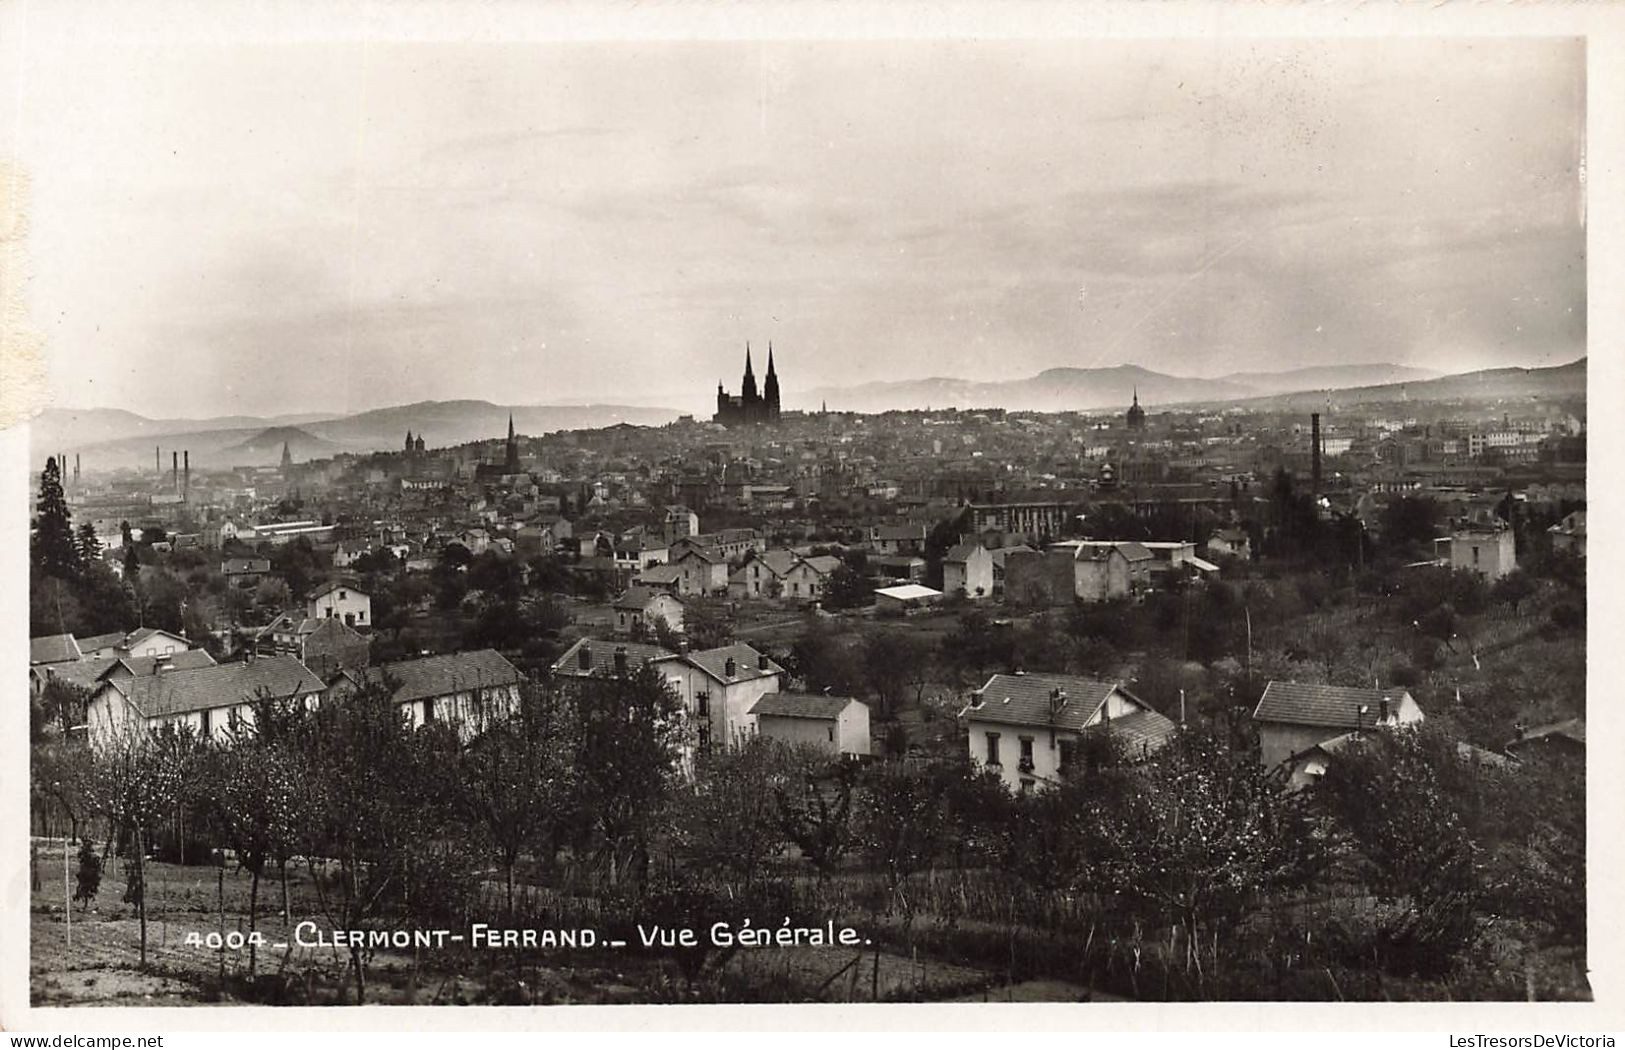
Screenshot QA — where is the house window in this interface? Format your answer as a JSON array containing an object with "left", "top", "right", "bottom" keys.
[
  {"left": 698, "top": 726, "right": 712, "bottom": 752},
  {"left": 345, "top": 612, "right": 355, "bottom": 626},
  {"left": 1019, "top": 779, "right": 1034, "bottom": 795},
  {"left": 200, "top": 709, "right": 212, "bottom": 736},
  {"left": 424, "top": 698, "right": 436, "bottom": 723},
  {"left": 696, "top": 690, "right": 710, "bottom": 717},
  {"left": 985, "top": 732, "right": 1001, "bottom": 766},
  {"left": 827, "top": 726, "right": 835, "bottom": 743},
  {"left": 1472, "top": 546, "right": 1480, "bottom": 565},
  {"left": 339, "top": 590, "right": 347, "bottom": 599},
  {"left": 1019, "top": 736, "right": 1035, "bottom": 772}
]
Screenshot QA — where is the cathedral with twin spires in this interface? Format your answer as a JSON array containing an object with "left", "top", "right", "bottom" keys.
[{"left": 713, "top": 342, "right": 783, "bottom": 427}]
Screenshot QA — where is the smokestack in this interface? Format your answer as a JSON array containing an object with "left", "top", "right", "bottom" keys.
[
  {"left": 172, "top": 450, "right": 179, "bottom": 489},
  {"left": 184, "top": 450, "right": 190, "bottom": 500},
  {"left": 1310, "top": 413, "right": 1322, "bottom": 495},
  {"left": 74, "top": 454, "right": 80, "bottom": 484},
  {"left": 156, "top": 445, "right": 161, "bottom": 476}
]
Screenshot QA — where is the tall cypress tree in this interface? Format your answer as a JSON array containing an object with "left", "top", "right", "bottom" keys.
[{"left": 32, "top": 457, "right": 81, "bottom": 579}]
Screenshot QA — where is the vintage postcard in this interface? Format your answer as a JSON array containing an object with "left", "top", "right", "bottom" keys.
[{"left": 1, "top": 0, "right": 1621, "bottom": 1035}]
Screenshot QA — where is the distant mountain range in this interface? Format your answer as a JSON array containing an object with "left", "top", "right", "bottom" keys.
[
  {"left": 31, "top": 401, "right": 683, "bottom": 471},
  {"left": 32, "top": 358, "right": 1585, "bottom": 473},
  {"left": 1210, "top": 358, "right": 1588, "bottom": 411},
  {"left": 796, "top": 362, "right": 1444, "bottom": 414}
]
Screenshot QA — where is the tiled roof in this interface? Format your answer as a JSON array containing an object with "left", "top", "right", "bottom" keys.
[
  {"left": 552, "top": 638, "right": 677, "bottom": 677},
  {"left": 636, "top": 564, "right": 685, "bottom": 585},
  {"left": 43, "top": 658, "right": 119, "bottom": 691},
  {"left": 968, "top": 672, "right": 1120, "bottom": 732},
  {"left": 751, "top": 692, "right": 859, "bottom": 720},
  {"left": 685, "top": 643, "right": 784, "bottom": 686},
  {"left": 222, "top": 558, "right": 271, "bottom": 574},
  {"left": 75, "top": 632, "right": 128, "bottom": 654},
  {"left": 113, "top": 650, "right": 218, "bottom": 677},
  {"left": 30, "top": 634, "right": 83, "bottom": 664},
  {"left": 1253, "top": 681, "right": 1412, "bottom": 730},
  {"left": 124, "top": 627, "right": 188, "bottom": 648},
  {"left": 112, "top": 655, "right": 324, "bottom": 718},
  {"left": 1115, "top": 541, "right": 1154, "bottom": 562},
  {"left": 799, "top": 555, "right": 842, "bottom": 576},
  {"left": 1095, "top": 708, "right": 1178, "bottom": 756},
  {"left": 945, "top": 543, "right": 985, "bottom": 562},
  {"left": 754, "top": 550, "right": 800, "bottom": 576},
  {"left": 308, "top": 580, "right": 366, "bottom": 599},
  {"left": 614, "top": 585, "right": 680, "bottom": 610},
  {"left": 360, "top": 649, "right": 522, "bottom": 704}
]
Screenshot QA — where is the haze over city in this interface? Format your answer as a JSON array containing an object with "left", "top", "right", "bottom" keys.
[{"left": 11, "top": 34, "right": 1584, "bottom": 419}]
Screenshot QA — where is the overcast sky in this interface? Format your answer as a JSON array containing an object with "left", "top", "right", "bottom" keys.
[{"left": 11, "top": 35, "right": 1585, "bottom": 418}]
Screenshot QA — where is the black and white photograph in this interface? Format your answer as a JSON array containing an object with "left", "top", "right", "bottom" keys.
[{"left": 3, "top": 2, "right": 1614, "bottom": 1028}]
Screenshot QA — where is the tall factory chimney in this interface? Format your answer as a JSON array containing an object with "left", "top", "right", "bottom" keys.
[
  {"left": 183, "top": 450, "right": 190, "bottom": 500},
  {"left": 172, "top": 450, "right": 179, "bottom": 490},
  {"left": 156, "top": 446, "right": 161, "bottom": 476},
  {"left": 1310, "top": 412, "right": 1323, "bottom": 496},
  {"left": 74, "top": 454, "right": 80, "bottom": 485}
]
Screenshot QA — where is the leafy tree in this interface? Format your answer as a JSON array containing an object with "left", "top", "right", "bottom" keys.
[
  {"left": 823, "top": 563, "right": 871, "bottom": 610},
  {"left": 790, "top": 623, "right": 866, "bottom": 697},
  {"left": 32, "top": 457, "right": 81, "bottom": 579},
  {"left": 668, "top": 737, "right": 789, "bottom": 895},
  {"left": 683, "top": 598, "right": 735, "bottom": 651},
  {"left": 855, "top": 760, "right": 951, "bottom": 895},
  {"left": 1490, "top": 570, "right": 1537, "bottom": 613},
  {"left": 456, "top": 685, "right": 575, "bottom": 911},
  {"left": 562, "top": 664, "right": 688, "bottom": 886},
  {"left": 301, "top": 674, "right": 450, "bottom": 1002},
  {"left": 1379, "top": 497, "right": 1443, "bottom": 554},
  {"left": 862, "top": 629, "right": 930, "bottom": 718},
  {"left": 772, "top": 748, "right": 859, "bottom": 883},
  {"left": 1313, "top": 726, "right": 1485, "bottom": 973},
  {"left": 1088, "top": 731, "right": 1324, "bottom": 956}
]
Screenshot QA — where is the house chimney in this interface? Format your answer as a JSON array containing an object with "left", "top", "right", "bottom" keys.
[
  {"left": 614, "top": 646, "right": 628, "bottom": 676},
  {"left": 1311, "top": 413, "right": 1322, "bottom": 496},
  {"left": 757, "top": 651, "right": 769, "bottom": 670},
  {"left": 578, "top": 643, "right": 592, "bottom": 671},
  {"left": 724, "top": 656, "right": 737, "bottom": 678}
]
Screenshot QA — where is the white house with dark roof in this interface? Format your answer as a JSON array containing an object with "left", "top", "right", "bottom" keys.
[
  {"left": 751, "top": 692, "right": 870, "bottom": 756},
  {"left": 664, "top": 643, "right": 786, "bottom": 752},
  {"left": 613, "top": 585, "right": 686, "bottom": 635},
  {"left": 964, "top": 671, "right": 1177, "bottom": 792},
  {"left": 1252, "top": 681, "right": 1424, "bottom": 772},
  {"left": 333, "top": 648, "right": 522, "bottom": 735},
  {"left": 85, "top": 654, "right": 325, "bottom": 747},
  {"left": 118, "top": 627, "right": 194, "bottom": 658},
  {"left": 549, "top": 637, "right": 785, "bottom": 755},
  {"left": 942, "top": 543, "right": 995, "bottom": 599},
  {"left": 306, "top": 581, "right": 371, "bottom": 628}
]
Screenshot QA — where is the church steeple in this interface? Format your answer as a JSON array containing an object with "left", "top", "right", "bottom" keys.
[
  {"left": 763, "top": 342, "right": 781, "bottom": 423},
  {"left": 742, "top": 341, "right": 759, "bottom": 402},
  {"left": 504, "top": 413, "right": 519, "bottom": 471}
]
